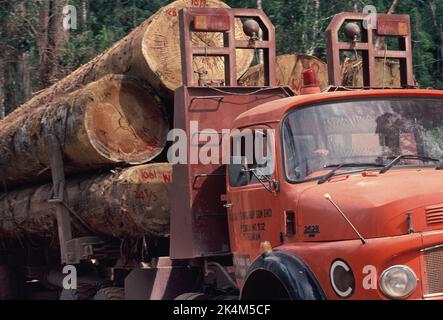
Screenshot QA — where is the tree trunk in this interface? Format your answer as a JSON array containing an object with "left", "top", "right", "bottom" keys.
[
  {"left": 387, "top": 0, "right": 400, "bottom": 14},
  {"left": 0, "top": 163, "right": 172, "bottom": 239},
  {"left": 239, "top": 54, "right": 329, "bottom": 94},
  {"left": 429, "top": 0, "right": 443, "bottom": 79},
  {"left": 18, "top": 52, "right": 31, "bottom": 103},
  {"left": 47, "top": 0, "right": 68, "bottom": 83},
  {"left": 0, "top": 74, "right": 168, "bottom": 187},
  {"left": 82, "top": 0, "right": 88, "bottom": 27},
  {"left": 308, "top": 0, "right": 321, "bottom": 56},
  {"left": 37, "top": 0, "right": 51, "bottom": 88}
]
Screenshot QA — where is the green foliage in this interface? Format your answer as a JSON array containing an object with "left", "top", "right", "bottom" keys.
[{"left": 61, "top": 0, "right": 170, "bottom": 69}]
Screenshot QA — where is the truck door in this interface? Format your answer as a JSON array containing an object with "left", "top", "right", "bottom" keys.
[{"left": 225, "top": 125, "right": 282, "bottom": 283}]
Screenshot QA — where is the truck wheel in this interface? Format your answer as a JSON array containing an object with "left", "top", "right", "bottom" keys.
[
  {"left": 60, "top": 286, "right": 96, "bottom": 300},
  {"left": 93, "top": 287, "right": 125, "bottom": 300},
  {"left": 60, "top": 281, "right": 104, "bottom": 300},
  {"left": 174, "top": 292, "right": 206, "bottom": 300}
]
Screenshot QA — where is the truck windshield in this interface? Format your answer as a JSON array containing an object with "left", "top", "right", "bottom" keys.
[{"left": 282, "top": 98, "right": 443, "bottom": 182}]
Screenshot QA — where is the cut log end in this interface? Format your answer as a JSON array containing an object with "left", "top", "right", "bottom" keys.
[
  {"left": 84, "top": 78, "right": 168, "bottom": 165},
  {"left": 142, "top": 0, "right": 253, "bottom": 93}
]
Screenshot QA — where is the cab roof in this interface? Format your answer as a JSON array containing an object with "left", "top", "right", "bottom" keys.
[{"left": 233, "top": 89, "right": 443, "bottom": 129}]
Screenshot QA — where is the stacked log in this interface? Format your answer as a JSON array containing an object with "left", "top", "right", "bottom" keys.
[
  {"left": 0, "top": 75, "right": 168, "bottom": 187},
  {"left": 0, "top": 163, "right": 172, "bottom": 239},
  {"left": 0, "top": 0, "right": 253, "bottom": 186},
  {"left": 0, "top": 0, "right": 254, "bottom": 240},
  {"left": 239, "top": 54, "right": 329, "bottom": 93},
  {"left": 1, "top": 0, "right": 252, "bottom": 139},
  {"left": 341, "top": 57, "right": 402, "bottom": 87}
]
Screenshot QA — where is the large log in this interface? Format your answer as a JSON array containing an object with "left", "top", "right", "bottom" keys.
[
  {"left": 239, "top": 54, "right": 329, "bottom": 93},
  {"left": 0, "top": 74, "right": 168, "bottom": 186},
  {"left": 0, "top": 163, "right": 172, "bottom": 239},
  {"left": 139, "top": 0, "right": 253, "bottom": 96},
  {"left": 1, "top": 0, "right": 252, "bottom": 141}
]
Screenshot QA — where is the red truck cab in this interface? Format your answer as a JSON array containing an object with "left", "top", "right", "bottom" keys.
[{"left": 228, "top": 89, "right": 443, "bottom": 300}]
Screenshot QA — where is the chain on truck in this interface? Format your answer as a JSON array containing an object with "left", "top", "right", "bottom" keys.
[{"left": 2, "top": 7, "right": 443, "bottom": 300}]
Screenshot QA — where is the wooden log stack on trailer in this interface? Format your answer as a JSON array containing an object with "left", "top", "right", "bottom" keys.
[{"left": 0, "top": 0, "right": 253, "bottom": 241}]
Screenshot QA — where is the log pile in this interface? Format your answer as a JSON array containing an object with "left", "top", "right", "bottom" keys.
[
  {"left": 0, "top": 75, "right": 168, "bottom": 187},
  {"left": 0, "top": 0, "right": 253, "bottom": 240}
]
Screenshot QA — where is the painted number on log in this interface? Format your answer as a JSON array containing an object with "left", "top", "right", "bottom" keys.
[
  {"left": 165, "top": 0, "right": 207, "bottom": 16},
  {"left": 166, "top": 8, "right": 178, "bottom": 16},
  {"left": 192, "top": 0, "right": 207, "bottom": 7},
  {"left": 139, "top": 170, "right": 172, "bottom": 184},
  {"left": 134, "top": 189, "right": 158, "bottom": 204}
]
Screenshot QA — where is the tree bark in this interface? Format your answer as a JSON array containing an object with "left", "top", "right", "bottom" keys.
[
  {"left": 37, "top": 0, "right": 51, "bottom": 88},
  {"left": 239, "top": 54, "right": 329, "bottom": 94},
  {"left": 82, "top": 0, "right": 88, "bottom": 27},
  {"left": 47, "top": 0, "right": 68, "bottom": 83},
  {"left": 0, "top": 163, "right": 172, "bottom": 239},
  {"left": 18, "top": 52, "right": 32, "bottom": 103},
  {"left": 0, "top": 74, "right": 168, "bottom": 187}
]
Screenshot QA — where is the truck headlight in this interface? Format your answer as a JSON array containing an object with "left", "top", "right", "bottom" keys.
[{"left": 379, "top": 265, "right": 417, "bottom": 299}]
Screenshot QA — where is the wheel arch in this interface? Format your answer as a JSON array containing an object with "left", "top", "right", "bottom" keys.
[{"left": 240, "top": 251, "right": 326, "bottom": 300}]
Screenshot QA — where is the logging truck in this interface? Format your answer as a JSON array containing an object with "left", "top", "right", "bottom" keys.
[{"left": 1, "top": 6, "right": 443, "bottom": 301}]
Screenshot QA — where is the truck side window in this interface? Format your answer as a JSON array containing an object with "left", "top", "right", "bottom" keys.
[
  {"left": 229, "top": 135, "right": 249, "bottom": 187},
  {"left": 249, "top": 130, "right": 273, "bottom": 184},
  {"left": 228, "top": 129, "right": 274, "bottom": 187}
]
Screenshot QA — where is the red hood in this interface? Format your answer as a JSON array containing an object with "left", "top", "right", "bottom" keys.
[{"left": 297, "top": 168, "right": 443, "bottom": 241}]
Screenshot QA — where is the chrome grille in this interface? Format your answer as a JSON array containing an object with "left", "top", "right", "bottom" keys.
[
  {"left": 425, "top": 204, "right": 443, "bottom": 225},
  {"left": 424, "top": 246, "right": 443, "bottom": 295}
]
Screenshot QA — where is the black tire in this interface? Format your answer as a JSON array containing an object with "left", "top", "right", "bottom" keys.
[
  {"left": 60, "top": 284, "right": 97, "bottom": 300},
  {"left": 93, "top": 287, "right": 125, "bottom": 300},
  {"left": 60, "top": 279, "right": 112, "bottom": 300}
]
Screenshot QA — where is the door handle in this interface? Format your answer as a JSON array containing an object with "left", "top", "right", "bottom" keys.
[{"left": 223, "top": 202, "right": 233, "bottom": 208}]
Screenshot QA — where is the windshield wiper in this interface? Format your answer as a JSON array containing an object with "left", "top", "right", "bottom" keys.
[
  {"left": 380, "top": 154, "right": 439, "bottom": 174},
  {"left": 318, "top": 163, "right": 385, "bottom": 184}
]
